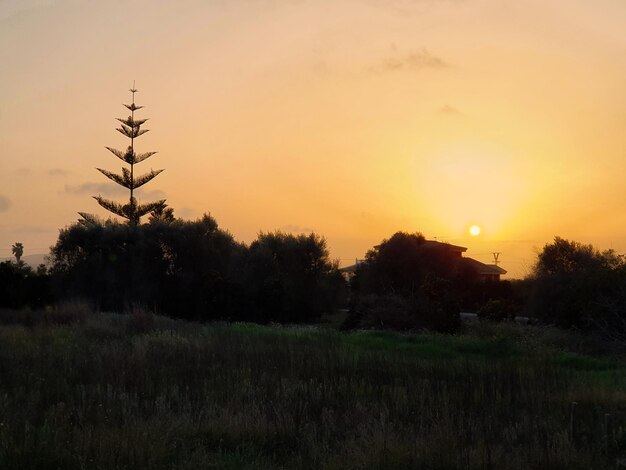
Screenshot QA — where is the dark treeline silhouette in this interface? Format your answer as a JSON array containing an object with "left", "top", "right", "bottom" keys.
[
  {"left": 528, "top": 236, "right": 626, "bottom": 339},
  {"left": 46, "top": 214, "right": 345, "bottom": 323},
  {"left": 344, "top": 232, "right": 626, "bottom": 337},
  {"left": 0, "top": 261, "right": 51, "bottom": 309},
  {"left": 3, "top": 226, "right": 626, "bottom": 339}
]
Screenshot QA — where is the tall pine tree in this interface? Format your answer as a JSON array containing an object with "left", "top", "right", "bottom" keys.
[{"left": 85, "top": 84, "right": 165, "bottom": 225}]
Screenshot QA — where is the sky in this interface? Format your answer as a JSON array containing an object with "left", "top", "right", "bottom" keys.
[{"left": 1, "top": 0, "right": 626, "bottom": 277}]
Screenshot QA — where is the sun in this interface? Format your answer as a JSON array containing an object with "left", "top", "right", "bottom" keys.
[{"left": 469, "top": 225, "right": 481, "bottom": 236}]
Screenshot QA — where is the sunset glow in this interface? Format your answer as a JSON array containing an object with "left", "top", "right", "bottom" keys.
[{"left": 2, "top": 0, "right": 626, "bottom": 278}]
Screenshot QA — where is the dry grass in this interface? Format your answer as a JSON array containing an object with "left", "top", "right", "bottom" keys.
[{"left": 0, "top": 310, "right": 624, "bottom": 469}]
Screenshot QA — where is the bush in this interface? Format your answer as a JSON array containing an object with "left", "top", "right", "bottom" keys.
[
  {"left": 49, "top": 219, "right": 346, "bottom": 324},
  {"left": 347, "top": 232, "right": 463, "bottom": 333},
  {"left": 0, "top": 261, "right": 51, "bottom": 309},
  {"left": 343, "top": 285, "right": 461, "bottom": 334},
  {"left": 477, "top": 299, "right": 516, "bottom": 322},
  {"left": 125, "top": 304, "right": 156, "bottom": 335},
  {"left": 243, "top": 232, "right": 347, "bottom": 323},
  {"left": 528, "top": 237, "right": 626, "bottom": 337},
  {"left": 50, "top": 215, "right": 244, "bottom": 320},
  {"left": 44, "top": 301, "right": 91, "bottom": 325}
]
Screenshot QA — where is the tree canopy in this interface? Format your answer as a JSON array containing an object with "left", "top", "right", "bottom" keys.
[
  {"left": 84, "top": 85, "right": 165, "bottom": 225},
  {"left": 529, "top": 236, "right": 626, "bottom": 335}
]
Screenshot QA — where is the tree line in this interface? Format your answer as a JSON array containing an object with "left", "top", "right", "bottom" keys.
[{"left": 3, "top": 227, "right": 626, "bottom": 339}]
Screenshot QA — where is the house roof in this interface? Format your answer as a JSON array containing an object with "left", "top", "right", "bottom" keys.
[
  {"left": 340, "top": 264, "right": 358, "bottom": 273},
  {"left": 461, "top": 257, "right": 507, "bottom": 275},
  {"left": 422, "top": 240, "right": 467, "bottom": 252},
  {"left": 340, "top": 240, "right": 507, "bottom": 277},
  {"left": 340, "top": 259, "right": 365, "bottom": 273}
]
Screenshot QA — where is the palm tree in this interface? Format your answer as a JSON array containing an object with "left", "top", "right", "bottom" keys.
[
  {"left": 87, "top": 84, "right": 165, "bottom": 225},
  {"left": 11, "top": 242, "right": 23, "bottom": 263}
]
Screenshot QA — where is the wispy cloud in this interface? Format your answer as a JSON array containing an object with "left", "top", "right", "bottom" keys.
[
  {"left": 177, "top": 207, "right": 197, "bottom": 219},
  {"left": 370, "top": 48, "right": 449, "bottom": 74},
  {"left": 64, "top": 182, "right": 127, "bottom": 197},
  {"left": 135, "top": 189, "right": 167, "bottom": 200},
  {"left": 9, "top": 225, "right": 55, "bottom": 234},
  {"left": 0, "top": 195, "right": 11, "bottom": 212},
  {"left": 280, "top": 224, "right": 315, "bottom": 233},
  {"left": 0, "top": 0, "right": 54, "bottom": 22},
  {"left": 438, "top": 104, "right": 462, "bottom": 115},
  {"left": 362, "top": 0, "right": 465, "bottom": 16},
  {"left": 48, "top": 168, "right": 68, "bottom": 176}
]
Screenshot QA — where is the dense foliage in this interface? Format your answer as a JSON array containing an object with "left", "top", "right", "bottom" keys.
[
  {"left": 49, "top": 216, "right": 345, "bottom": 323},
  {"left": 243, "top": 232, "right": 346, "bottom": 323},
  {"left": 352, "top": 232, "right": 450, "bottom": 295},
  {"left": 6, "top": 223, "right": 626, "bottom": 337},
  {"left": 346, "top": 232, "right": 513, "bottom": 332},
  {"left": 0, "top": 261, "right": 50, "bottom": 309},
  {"left": 529, "top": 237, "right": 626, "bottom": 337}
]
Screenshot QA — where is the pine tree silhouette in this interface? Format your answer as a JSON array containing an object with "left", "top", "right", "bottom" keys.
[{"left": 86, "top": 84, "right": 165, "bottom": 225}]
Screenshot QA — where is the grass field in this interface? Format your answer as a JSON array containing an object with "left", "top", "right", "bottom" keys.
[{"left": 0, "top": 307, "right": 625, "bottom": 469}]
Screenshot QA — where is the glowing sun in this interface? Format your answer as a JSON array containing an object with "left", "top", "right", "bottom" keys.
[{"left": 469, "top": 225, "right": 481, "bottom": 236}]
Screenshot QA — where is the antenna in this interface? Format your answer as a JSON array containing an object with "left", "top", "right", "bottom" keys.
[{"left": 492, "top": 252, "right": 501, "bottom": 266}]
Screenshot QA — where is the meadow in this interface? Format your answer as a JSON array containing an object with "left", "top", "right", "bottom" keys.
[{"left": 0, "top": 306, "right": 624, "bottom": 469}]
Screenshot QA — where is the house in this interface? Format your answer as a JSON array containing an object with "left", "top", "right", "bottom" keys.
[
  {"left": 340, "top": 259, "right": 364, "bottom": 281},
  {"left": 423, "top": 240, "right": 507, "bottom": 281},
  {"left": 340, "top": 239, "right": 507, "bottom": 282},
  {"left": 458, "top": 256, "right": 507, "bottom": 282}
]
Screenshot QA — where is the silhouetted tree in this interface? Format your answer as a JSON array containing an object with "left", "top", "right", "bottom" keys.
[
  {"left": 50, "top": 215, "right": 245, "bottom": 318},
  {"left": 12, "top": 242, "right": 23, "bottom": 264},
  {"left": 0, "top": 259, "right": 51, "bottom": 309},
  {"left": 243, "top": 232, "right": 346, "bottom": 323},
  {"left": 533, "top": 236, "right": 621, "bottom": 276},
  {"left": 353, "top": 232, "right": 460, "bottom": 296},
  {"left": 529, "top": 236, "right": 626, "bottom": 333},
  {"left": 82, "top": 84, "right": 165, "bottom": 225},
  {"left": 148, "top": 204, "right": 175, "bottom": 223},
  {"left": 346, "top": 232, "right": 464, "bottom": 332}
]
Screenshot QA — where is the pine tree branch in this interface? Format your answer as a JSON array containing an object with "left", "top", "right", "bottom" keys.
[
  {"left": 135, "top": 199, "right": 167, "bottom": 218},
  {"left": 116, "top": 117, "right": 149, "bottom": 128},
  {"left": 123, "top": 103, "right": 144, "bottom": 112},
  {"left": 77, "top": 212, "right": 104, "bottom": 226},
  {"left": 105, "top": 146, "right": 156, "bottom": 164},
  {"left": 93, "top": 196, "right": 128, "bottom": 219},
  {"left": 96, "top": 168, "right": 133, "bottom": 189},
  {"left": 134, "top": 151, "right": 157, "bottom": 163},
  {"left": 105, "top": 146, "right": 126, "bottom": 162},
  {"left": 133, "top": 169, "right": 164, "bottom": 189},
  {"left": 116, "top": 126, "right": 150, "bottom": 138}
]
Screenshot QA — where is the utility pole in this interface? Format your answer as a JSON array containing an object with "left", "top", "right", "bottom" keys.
[{"left": 492, "top": 252, "right": 501, "bottom": 266}]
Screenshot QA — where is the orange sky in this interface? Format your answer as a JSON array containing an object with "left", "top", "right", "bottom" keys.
[{"left": 1, "top": 0, "right": 626, "bottom": 277}]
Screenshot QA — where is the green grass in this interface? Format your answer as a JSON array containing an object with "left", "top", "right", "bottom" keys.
[{"left": 0, "top": 309, "right": 625, "bottom": 469}]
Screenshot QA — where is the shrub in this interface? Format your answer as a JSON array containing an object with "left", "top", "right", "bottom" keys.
[
  {"left": 343, "top": 288, "right": 461, "bottom": 334},
  {"left": 50, "top": 215, "right": 244, "bottom": 320},
  {"left": 243, "top": 232, "right": 347, "bottom": 323},
  {"left": 528, "top": 237, "right": 626, "bottom": 337},
  {"left": 0, "top": 261, "right": 51, "bottom": 309},
  {"left": 44, "top": 301, "right": 91, "bottom": 325},
  {"left": 125, "top": 304, "right": 156, "bottom": 335}
]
